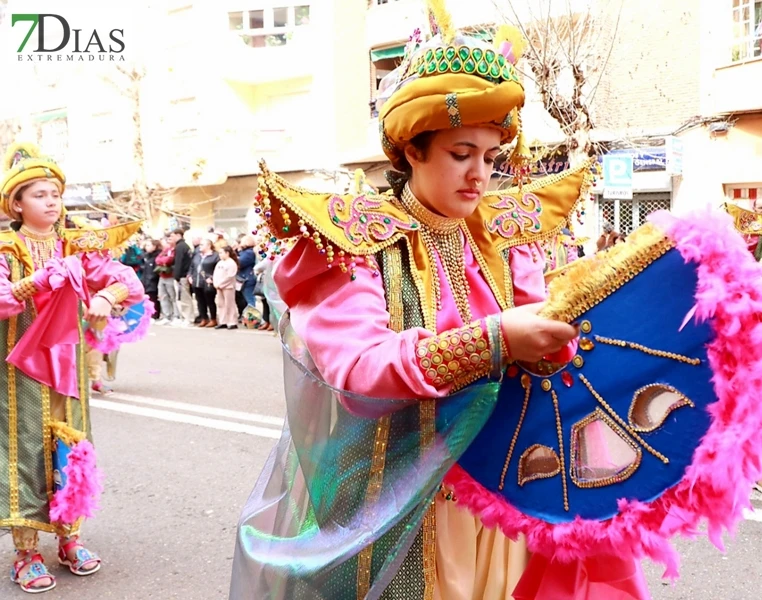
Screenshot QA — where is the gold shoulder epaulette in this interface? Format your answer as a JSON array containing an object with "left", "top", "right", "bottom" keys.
[
  {"left": 62, "top": 221, "right": 142, "bottom": 254},
  {"left": 256, "top": 160, "right": 420, "bottom": 257},
  {"left": 472, "top": 159, "right": 594, "bottom": 250},
  {"left": 724, "top": 202, "right": 762, "bottom": 236}
]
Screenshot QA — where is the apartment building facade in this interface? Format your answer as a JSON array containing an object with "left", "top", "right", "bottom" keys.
[
  {"left": 2, "top": 0, "right": 757, "bottom": 238},
  {"left": 674, "top": 0, "right": 762, "bottom": 214}
]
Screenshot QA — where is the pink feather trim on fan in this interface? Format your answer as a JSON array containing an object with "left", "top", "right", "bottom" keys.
[
  {"left": 49, "top": 440, "right": 104, "bottom": 524},
  {"left": 84, "top": 296, "right": 155, "bottom": 354},
  {"left": 445, "top": 209, "right": 762, "bottom": 578}
]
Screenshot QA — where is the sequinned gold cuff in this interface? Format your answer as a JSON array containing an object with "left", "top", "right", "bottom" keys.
[
  {"left": 99, "top": 282, "right": 129, "bottom": 305},
  {"left": 11, "top": 276, "right": 39, "bottom": 302},
  {"left": 415, "top": 320, "right": 493, "bottom": 389}
]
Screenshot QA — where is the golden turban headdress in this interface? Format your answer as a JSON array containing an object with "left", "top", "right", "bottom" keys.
[
  {"left": 377, "top": 0, "right": 529, "bottom": 171},
  {"left": 0, "top": 142, "right": 66, "bottom": 219}
]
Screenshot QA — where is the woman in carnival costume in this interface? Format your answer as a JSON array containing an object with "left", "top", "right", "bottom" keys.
[
  {"left": 229, "top": 0, "right": 634, "bottom": 596},
  {"left": 0, "top": 143, "right": 144, "bottom": 593},
  {"left": 233, "top": 0, "right": 762, "bottom": 594}
]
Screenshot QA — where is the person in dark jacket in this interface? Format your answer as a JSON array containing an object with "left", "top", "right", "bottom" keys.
[
  {"left": 236, "top": 234, "right": 258, "bottom": 310},
  {"left": 191, "top": 238, "right": 219, "bottom": 327},
  {"left": 170, "top": 229, "right": 194, "bottom": 326},
  {"left": 141, "top": 239, "right": 162, "bottom": 320}
]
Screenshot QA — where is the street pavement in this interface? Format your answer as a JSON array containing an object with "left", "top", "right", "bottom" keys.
[{"left": 1, "top": 323, "right": 761, "bottom": 599}]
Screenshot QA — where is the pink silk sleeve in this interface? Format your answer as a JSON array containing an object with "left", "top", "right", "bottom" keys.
[
  {"left": 0, "top": 255, "right": 27, "bottom": 320},
  {"left": 509, "top": 243, "right": 546, "bottom": 306},
  {"left": 276, "top": 239, "right": 503, "bottom": 405},
  {"left": 275, "top": 239, "right": 449, "bottom": 401},
  {"left": 81, "top": 251, "right": 144, "bottom": 306}
]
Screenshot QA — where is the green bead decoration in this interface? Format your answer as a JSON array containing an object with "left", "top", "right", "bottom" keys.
[
  {"left": 418, "top": 64, "right": 425, "bottom": 76},
  {"left": 425, "top": 49, "right": 434, "bottom": 61},
  {"left": 435, "top": 47, "right": 444, "bottom": 60},
  {"left": 477, "top": 60, "right": 489, "bottom": 74},
  {"left": 427, "top": 60, "right": 437, "bottom": 74},
  {"left": 458, "top": 46, "right": 470, "bottom": 61},
  {"left": 497, "top": 54, "right": 506, "bottom": 67},
  {"left": 502, "top": 66, "right": 512, "bottom": 79},
  {"left": 490, "top": 64, "right": 501, "bottom": 78},
  {"left": 472, "top": 48, "right": 483, "bottom": 61},
  {"left": 485, "top": 49, "right": 495, "bottom": 63},
  {"left": 438, "top": 59, "right": 448, "bottom": 73},
  {"left": 464, "top": 59, "right": 476, "bottom": 73},
  {"left": 451, "top": 58, "right": 463, "bottom": 72},
  {"left": 445, "top": 46, "right": 456, "bottom": 60},
  {"left": 359, "top": 215, "right": 368, "bottom": 224}
]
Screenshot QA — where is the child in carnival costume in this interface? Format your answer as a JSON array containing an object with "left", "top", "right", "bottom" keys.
[
  {"left": 0, "top": 143, "right": 144, "bottom": 593},
  {"left": 230, "top": 0, "right": 642, "bottom": 596}
]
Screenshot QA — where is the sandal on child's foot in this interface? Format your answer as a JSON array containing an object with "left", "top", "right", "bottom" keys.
[
  {"left": 57, "top": 537, "right": 101, "bottom": 576},
  {"left": 10, "top": 551, "right": 56, "bottom": 594}
]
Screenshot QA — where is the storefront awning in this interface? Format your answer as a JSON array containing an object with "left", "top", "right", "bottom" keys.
[{"left": 371, "top": 45, "right": 405, "bottom": 61}]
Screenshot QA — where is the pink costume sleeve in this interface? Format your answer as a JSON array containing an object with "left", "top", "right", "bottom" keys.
[
  {"left": 274, "top": 240, "right": 501, "bottom": 406},
  {"left": 0, "top": 256, "right": 27, "bottom": 321},
  {"left": 509, "top": 242, "right": 546, "bottom": 306},
  {"left": 81, "top": 251, "right": 144, "bottom": 306}
]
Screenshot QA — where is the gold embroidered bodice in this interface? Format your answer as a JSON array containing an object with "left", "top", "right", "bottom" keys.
[
  {"left": 399, "top": 184, "right": 473, "bottom": 324},
  {"left": 19, "top": 225, "right": 58, "bottom": 270}
]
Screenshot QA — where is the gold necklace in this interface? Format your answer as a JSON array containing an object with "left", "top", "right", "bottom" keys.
[
  {"left": 400, "top": 184, "right": 472, "bottom": 324},
  {"left": 19, "top": 225, "right": 58, "bottom": 269}
]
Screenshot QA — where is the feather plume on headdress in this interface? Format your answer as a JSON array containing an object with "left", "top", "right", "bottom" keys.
[
  {"left": 493, "top": 24, "right": 527, "bottom": 65},
  {"left": 3, "top": 142, "right": 42, "bottom": 172},
  {"left": 426, "top": 0, "right": 455, "bottom": 44}
]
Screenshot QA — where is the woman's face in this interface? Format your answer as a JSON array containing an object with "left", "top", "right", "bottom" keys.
[
  {"left": 13, "top": 180, "right": 62, "bottom": 229},
  {"left": 202, "top": 239, "right": 213, "bottom": 253},
  {"left": 405, "top": 127, "right": 502, "bottom": 219},
  {"left": 220, "top": 248, "right": 229, "bottom": 260},
  {"left": 145, "top": 240, "right": 156, "bottom": 253}
]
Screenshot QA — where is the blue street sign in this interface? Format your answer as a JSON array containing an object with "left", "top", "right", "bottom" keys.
[{"left": 603, "top": 155, "right": 634, "bottom": 199}]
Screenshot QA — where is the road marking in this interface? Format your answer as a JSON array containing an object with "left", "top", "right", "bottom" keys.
[
  {"left": 90, "top": 398, "right": 282, "bottom": 439},
  {"left": 105, "top": 392, "right": 285, "bottom": 427}
]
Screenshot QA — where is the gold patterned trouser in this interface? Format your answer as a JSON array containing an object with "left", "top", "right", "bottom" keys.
[
  {"left": 86, "top": 347, "right": 102, "bottom": 382},
  {"left": 11, "top": 390, "right": 82, "bottom": 551}
]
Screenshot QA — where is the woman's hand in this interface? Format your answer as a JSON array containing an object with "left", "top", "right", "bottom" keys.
[
  {"left": 85, "top": 296, "right": 113, "bottom": 329},
  {"left": 500, "top": 303, "right": 579, "bottom": 363}
]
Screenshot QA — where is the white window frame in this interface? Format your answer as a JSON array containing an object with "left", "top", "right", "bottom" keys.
[
  {"left": 725, "top": 184, "right": 762, "bottom": 205},
  {"left": 228, "top": 4, "right": 310, "bottom": 47},
  {"left": 731, "top": 0, "right": 762, "bottom": 62},
  {"left": 168, "top": 97, "right": 199, "bottom": 138},
  {"left": 91, "top": 111, "right": 115, "bottom": 146}
]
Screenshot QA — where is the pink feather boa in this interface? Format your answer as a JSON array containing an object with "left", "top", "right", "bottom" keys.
[
  {"left": 445, "top": 209, "right": 762, "bottom": 578},
  {"left": 49, "top": 440, "right": 104, "bottom": 524},
  {"left": 84, "top": 296, "right": 155, "bottom": 354}
]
